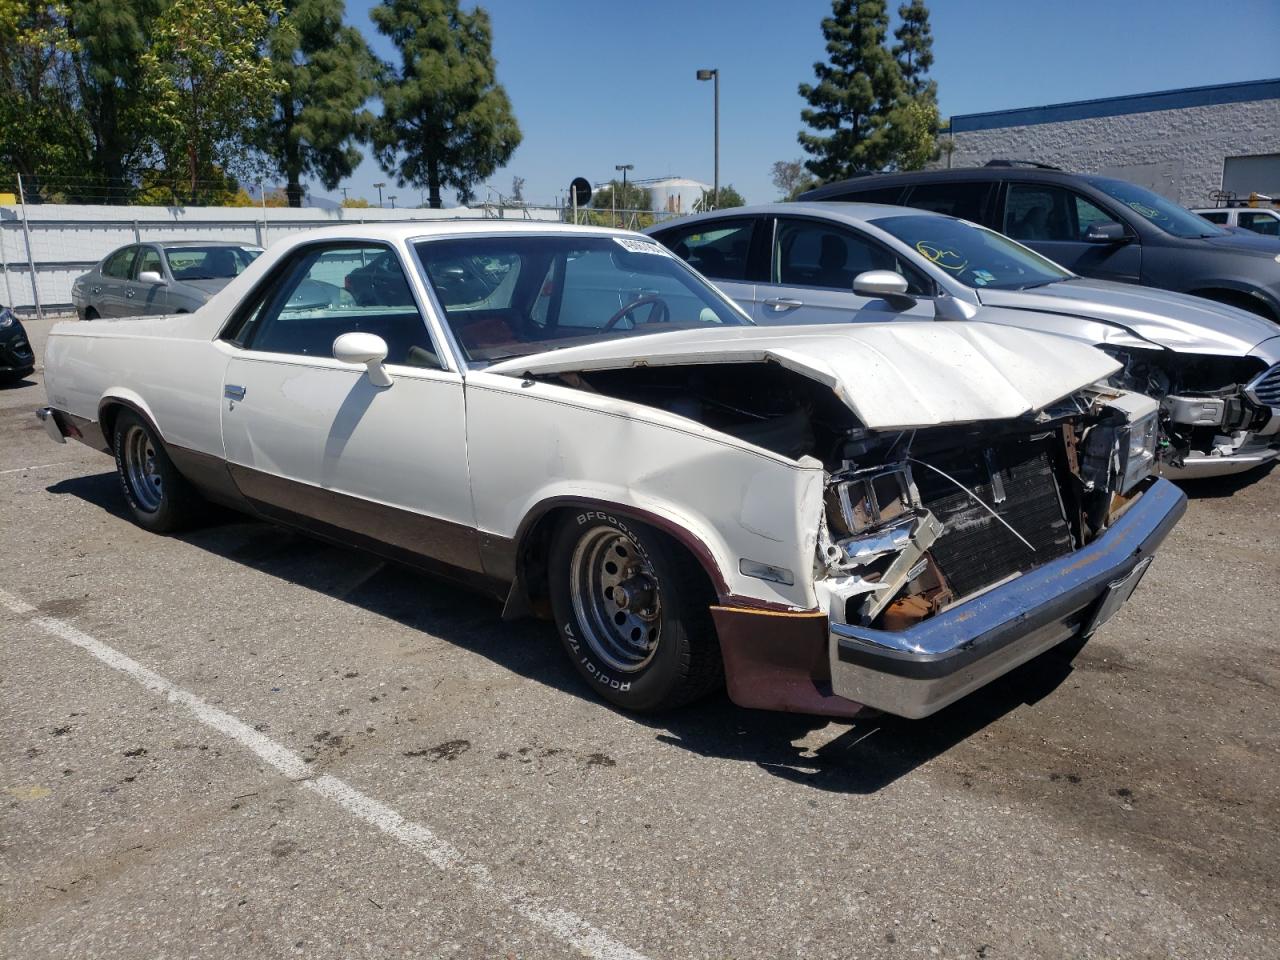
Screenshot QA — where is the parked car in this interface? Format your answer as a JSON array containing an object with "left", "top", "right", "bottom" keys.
[
  {"left": 798, "top": 163, "right": 1280, "bottom": 321},
  {"left": 72, "top": 241, "right": 263, "bottom": 320},
  {"left": 0, "top": 305, "right": 35, "bottom": 383},
  {"left": 647, "top": 203, "right": 1280, "bottom": 478},
  {"left": 1192, "top": 206, "right": 1280, "bottom": 237},
  {"left": 37, "top": 222, "right": 1184, "bottom": 720}
]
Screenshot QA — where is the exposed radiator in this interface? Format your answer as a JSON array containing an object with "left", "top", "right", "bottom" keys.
[{"left": 915, "top": 437, "right": 1073, "bottom": 599}]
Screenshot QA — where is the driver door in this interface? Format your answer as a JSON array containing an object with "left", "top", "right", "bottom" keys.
[
  {"left": 754, "top": 217, "right": 935, "bottom": 325},
  {"left": 218, "top": 241, "right": 481, "bottom": 572}
]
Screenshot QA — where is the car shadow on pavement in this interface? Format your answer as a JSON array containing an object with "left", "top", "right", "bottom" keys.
[
  {"left": 50, "top": 470, "right": 1080, "bottom": 795},
  {"left": 0, "top": 377, "right": 37, "bottom": 390},
  {"left": 1173, "top": 460, "right": 1277, "bottom": 499}
]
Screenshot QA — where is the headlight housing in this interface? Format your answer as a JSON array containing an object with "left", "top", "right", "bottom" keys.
[
  {"left": 1118, "top": 406, "right": 1160, "bottom": 494},
  {"left": 0, "top": 307, "right": 14, "bottom": 329}
]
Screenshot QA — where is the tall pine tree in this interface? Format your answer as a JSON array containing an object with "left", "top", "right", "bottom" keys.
[
  {"left": 797, "top": 0, "right": 903, "bottom": 181},
  {"left": 263, "top": 0, "right": 379, "bottom": 207},
  {"left": 371, "top": 0, "right": 521, "bottom": 209},
  {"left": 887, "top": 0, "right": 938, "bottom": 170},
  {"left": 892, "top": 0, "right": 934, "bottom": 96}
]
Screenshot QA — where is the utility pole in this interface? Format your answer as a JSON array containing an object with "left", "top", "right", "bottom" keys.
[
  {"left": 388, "top": 195, "right": 397, "bottom": 209},
  {"left": 340, "top": 186, "right": 350, "bottom": 202},
  {"left": 696, "top": 68, "right": 720, "bottom": 209},
  {"left": 16, "top": 174, "right": 43, "bottom": 319}
]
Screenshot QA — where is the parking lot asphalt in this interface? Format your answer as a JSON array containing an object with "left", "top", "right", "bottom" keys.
[{"left": 2, "top": 315, "right": 1278, "bottom": 960}]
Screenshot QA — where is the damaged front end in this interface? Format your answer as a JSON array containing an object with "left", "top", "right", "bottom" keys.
[
  {"left": 1100, "top": 346, "right": 1280, "bottom": 478},
  {"left": 815, "top": 387, "right": 1161, "bottom": 638}
]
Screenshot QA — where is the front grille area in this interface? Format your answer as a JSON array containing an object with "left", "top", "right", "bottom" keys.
[
  {"left": 914, "top": 436, "right": 1073, "bottom": 599},
  {"left": 1247, "top": 363, "right": 1280, "bottom": 410}
]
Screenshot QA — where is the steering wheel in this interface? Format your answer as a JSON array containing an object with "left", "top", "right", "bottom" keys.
[{"left": 603, "top": 294, "right": 670, "bottom": 330}]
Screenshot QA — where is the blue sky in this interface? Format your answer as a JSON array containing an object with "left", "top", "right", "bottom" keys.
[{"left": 334, "top": 0, "right": 1280, "bottom": 207}]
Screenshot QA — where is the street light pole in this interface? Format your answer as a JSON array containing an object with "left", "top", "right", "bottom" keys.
[
  {"left": 696, "top": 68, "right": 719, "bottom": 209},
  {"left": 373, "top": 181, "right": 386, "bottom": 208},
  {"left": 614, "top": 163, "right": 633, "bottom": 228}
]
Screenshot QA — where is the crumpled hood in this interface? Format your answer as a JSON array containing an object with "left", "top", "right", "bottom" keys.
[
  {"left": 976, "top": 278, "right": 1279, "bottom": 355},
  {"left": 486, "top": 321, "right": 1120, "bottom": 431}
]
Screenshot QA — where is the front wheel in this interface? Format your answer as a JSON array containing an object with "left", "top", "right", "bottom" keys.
[
  {"left": 112, "top": 410, "right": 203, "bottom": 532},
  {"left": 548, "top": 511, "right": 723, "bottom": 711}
]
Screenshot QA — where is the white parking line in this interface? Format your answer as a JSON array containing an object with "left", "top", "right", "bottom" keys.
[
  {"left": 0, "top": 586, "right": 650, "bottom": 960},
  {"left": 0, "top": 461, "right": 76, "bottom": 476}
]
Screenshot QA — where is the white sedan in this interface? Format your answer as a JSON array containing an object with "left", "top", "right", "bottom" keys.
[{"left": 37, "top": 222, "right": 1185, "bottom": 719}]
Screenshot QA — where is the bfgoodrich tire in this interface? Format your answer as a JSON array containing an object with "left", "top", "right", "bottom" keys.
[
  {"left": 111, "top": 410, "right": 203, "bottom": 533},
  {"left": 548, "top": 510, "right": 723, "bottom": 711}
]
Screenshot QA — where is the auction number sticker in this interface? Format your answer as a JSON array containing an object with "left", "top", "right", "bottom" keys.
[
  {"left": 915, "top": 240, "right": 968, "bottom": 272},
  {"left": 614, "top": 237, "right": 669, "bottom": 256}
]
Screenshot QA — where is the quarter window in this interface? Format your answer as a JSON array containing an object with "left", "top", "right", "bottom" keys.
[
  {"left": 652, "top": 218, "right": 756, "bottom": 281},
  {"left": 774, "top": 219, "right": 930, "bottom": 294},
  {"left": 237, "top": 244, "right": 439, "bottom": 368},
  {"left": 1004, "top": 183, "right": 1116, "bottom": 242}
]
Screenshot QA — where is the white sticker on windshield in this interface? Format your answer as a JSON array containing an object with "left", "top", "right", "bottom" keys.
[{"left": 613, "top": 237, "right": 668, "bottom": 256}]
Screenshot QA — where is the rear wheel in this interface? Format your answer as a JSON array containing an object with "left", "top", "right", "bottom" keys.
[
  {"left": 83, "top": 307, "right": 98, "bottom": 321},
  {"left": 548, "top": 510, "right": 723, "bottom": 711},
  {"left": 111, "top": 410, "right": 203, "bottom": 532}
]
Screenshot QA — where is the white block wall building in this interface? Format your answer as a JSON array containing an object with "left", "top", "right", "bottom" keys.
[{"left": 944, "top": 78, "right": 1280, "bottom": 207}]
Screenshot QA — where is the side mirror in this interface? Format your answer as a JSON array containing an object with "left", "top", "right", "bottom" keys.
[
  {"left": 138, "top": 270, "right": 165, "bottom": 285},
  {"left": 1083, "top": 221, "right": 1128, "bottom": 244},
  {"left": 333, "top": 332, "right": 392, "bottom": 387},
  {"left": 853, "top": 269, "right": 912, "bottom": 300}
]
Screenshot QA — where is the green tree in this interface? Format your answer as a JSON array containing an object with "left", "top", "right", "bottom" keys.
[
  {"left": 797, "top": 0, "right": 903, "bottom": 181},
  {"left": 892, "top": 0, "right": 933, "bottom": 95},
  {"left": 66, "top": 0, "right": 165, "bottom": 199},
  {"left": 263, "top": 0, "right": 378, "bottom": 207},
  {"left": 693, "top": 183, "right": 745, "bottom": 212},
  {"left": 140, "top": 0, "right": 284, "bottom": 204},
  {"left": 0, "top": 2, "right": 90, "bottom": 198},
  {"left": 591, "top": 179, "right": 651, "bottom": 211},
  {"left": 370, "top": 0, "right": 521, "bottom": 209},
  {"left": 341, "top": 195, "right": 373, "bottom": 208},
  {"left": 770, "top": 159, "right": 815, "bottom": 200},
  {"left": 887, "top": 1, "right": 937, "bottom": 170}
]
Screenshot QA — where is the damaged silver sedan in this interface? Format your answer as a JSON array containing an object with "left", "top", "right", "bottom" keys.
[{"left": 38, "top": 223, "right": 1185, "bottom": 719}]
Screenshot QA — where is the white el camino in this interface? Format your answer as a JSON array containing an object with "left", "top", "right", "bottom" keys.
[{"left": 37, "top": 222, "right": 1187, "bottom": 719}]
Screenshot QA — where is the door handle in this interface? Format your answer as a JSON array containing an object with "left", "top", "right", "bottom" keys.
[
  {"left": 224, "top": 384, "right": 246, "bottom": 401},
  {"left": 763, "top": 298, "right": 803, "bottom": 310}
]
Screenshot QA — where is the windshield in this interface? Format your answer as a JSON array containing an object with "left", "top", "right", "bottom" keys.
[
  {"left": 1087, "top": 178, "right": 1226, "bottom": 239},
  {"left": 165, "top": 245, "right": 261, "bottom": 280},
  {"left": 414, "top": 235, "right": 748, "bottom": 365},
  {"left": 870, "top": 214, "right": 1072, "bottom": 290}
]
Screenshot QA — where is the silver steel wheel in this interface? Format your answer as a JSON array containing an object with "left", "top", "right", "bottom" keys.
[
  {"left": 569, "top": 525, "right": 662, "bottom": 673},
  {"left": 122, "top": 424, "right": 164, "bottom": 513}
]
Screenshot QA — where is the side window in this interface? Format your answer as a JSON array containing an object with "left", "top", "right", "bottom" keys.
[
  {"left": 774, "top": 219, "right": 930, "bottom": 294},
  {"left": 1239, "top": 212, "right": 1280, "bottom": 236},
  {"left": 904, "top": 181, "right": 993, "bottom": 222},
  {"left": 1197, "top": 210, "right": 1229, "bottom": 225},
  {"left": 133, "top": 247, "right": 163, "bottom": 279},
  {"left": 652, "top": 218, "right": 755, "bottom": 281},
  {"left": 103, "top": 247, "right": 137, "bottom": 279},
  {"left": 1004, "top": 183, "right": 1114, "bottom": 242},
  {"left": 240, "top": 245, "right": 440, "bottom": 368}
]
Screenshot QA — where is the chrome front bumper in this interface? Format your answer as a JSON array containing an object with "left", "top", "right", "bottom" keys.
[
  {"left": 36, "top": 406, "right": 68, "bottom": 444},
  {"left": 1160, "top": 444, "right": 1280, "bottom": 479},
  {"left": 829, "top": 478, "right": 1186, "bottom": 719}
]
